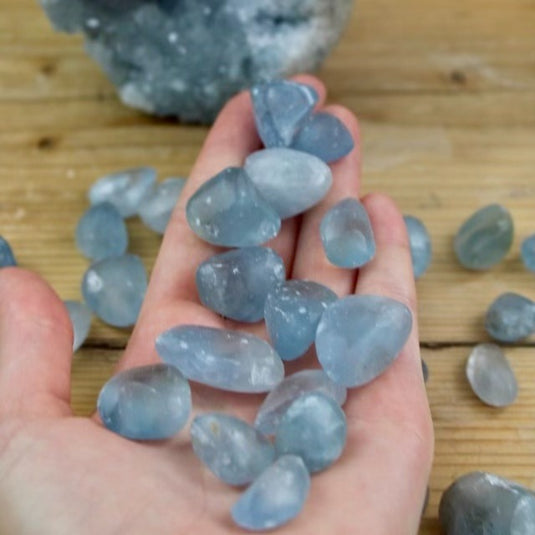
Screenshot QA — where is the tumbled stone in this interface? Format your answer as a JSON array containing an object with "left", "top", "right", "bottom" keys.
[
  {"left": 82, "top": 254, "right": 147, "bottom": 328},
  {"left": 196, "top": 247, "right": 285, "bottom": 323},
  {"left": 232, "top": 455, "right": 310, "bottom": 531},
  {"left": 244, "top": 148, "right": 332, "bottom": 219},
  {"left": 521, "top": 234, "right": 535, "bottom": 272},
  {"left": 316, "top": 295, "right": 413, "bottom": 387},
  {"left": 404, "top": 215, "right": 432, "bottom": 279},
  {"left": 422, "top": 359, "right": 429, "bottom": 383},
  {"left": 97, "top": 364, "right": 191, "bottom": 440},
  {"left": 191, "top": 413, "right": 275, "bottom": 486},
  {"left": 439, "top": 472, "right": 535, "bottom": 535},
  {"left": 0, "top": 236, "right": 16, "bottom": 267},
  {"left": 264, "top": 280, "right": 337, "bottom": 361},
  {"left": 485, "top": 292, "right": 535, "bottom": 343},
  {"left": 64, "top": 300, "right": 92, "bottom": 352},
  {"left": 88, "top": 167, "right": 156, "bottom": 218},
  {"left": 75, "top": 202, "right": 128, "bottom": 261},
  {"left": 320, "top": 198, "right": 375, "bottom": 268},
  {"left": 139, "top": 177, "right": 186, "bottom": 234},
  {"left": 156, "top": 325, "right": 284, "bottom": 393},
  {"left": 454, "top": 204, "right": 514, "bottom": 270}
]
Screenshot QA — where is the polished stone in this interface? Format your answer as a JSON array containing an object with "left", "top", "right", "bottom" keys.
[
  {"left": 404, "top": 215, "right": 432, "bottom": 279},
  {"left": 485, "top": 292, "right": 535, "bottom": 342},
  {"left": 196, "top": 247, "right": 285, "bottom": 323},
  {"left": 316, "top": 295, "right": 413, "bottom": 387},
  {"left": 156, "top": 325, "right": 284, "bottom": 393},
  {"left": 521, "top": 234, "right": 535, "bottom": 272},
  {"left": 0, "top": 236, "right": 16, "bottom": 267},
  {"left": 64, "top": 300, "right": 92, "bottom": 352}
]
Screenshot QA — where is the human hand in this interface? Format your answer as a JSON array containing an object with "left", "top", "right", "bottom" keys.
[{"left": 0, "top": 75, "right": 433, "bottom": 535}]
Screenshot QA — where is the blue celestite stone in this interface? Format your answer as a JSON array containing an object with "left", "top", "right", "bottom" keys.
[
  {"left": 138, "top": 177, "right": 186, "bottom": 234},
  {"left": 0, "top": 236, "right": 16, "bottom": 267},
  {"left": 264, "top": 280, "right": 338, "bottom": 361},
  {"left": 196, "top": 247, "right": 285, "bottom": 323},
  {"left": 255, "top": 369, "right": 347, "bottom": 436},
  {"left": 454, "top": 204, "right": 514, "bottom": 270},
  {"left": 81, "top": 254, "right": 147, "bottom": 328},
  {"left": 275, "top": 392, "right": 347, "bottom": 473},
  {"left": 320, "top": 197, "right": 376, "bottom": 268},
  {"left": 88, "top": 167, "right": 157, "bottom": 218},
  {"left": 521, "top": 234, "right": 535, "bottom": 272},
  {"left": 231, "top": 455, "right": 310, "bottom": 531},
  {"left": 404, "top": 215, "right": 432, "bottom": 279},
  {"left": 485, "top": 292, "right": 535, "bottom": 343},
  {"left": 251, "top": 80, "right": 318, "bottom": 148},
  {"left": 186, "top": 167, "right": 280, "bottom": 247},
  {"left": 64, "top": 300, "right": 92, "bottom": 352},
  {"left": 97, "top": 363, "right": 191, "bottom": 440},
  {"left": 156, "top": 325, "right": 284, "bottom": 393},
  {"left": 291, "top": 112, "right": 354, "bottom": 163},
  {"left": 75, "top": 202, "right": 128, "bottom": 261},
  {"left": 190, "top": 413, "right": 275, "bottom": 486},
  {"left": 244, "top": 148, "right": 332, "bottom": 219},
  {"left": 316, "top": 295, "right": 413, "bottom": 388}
]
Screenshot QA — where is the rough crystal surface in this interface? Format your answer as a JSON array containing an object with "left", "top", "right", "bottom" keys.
[
  {"left": 316, "top": 295, "right": 413, "bottom": 388},
  {"left": 521, "top": 234, "right": 535, "bottom": 272},
  {"left": 156, "top": 325, "right": 284, "bottom": 393},
  {"left": 404, "top": 215, "right": 432, "bottom": 279},
  {"left": 485, "top": 292, "right": 535, "bottom": 343},
  {"left": 0, "top": 236, "right": 16, "bottom": 267},
  {"left": 64, "top": 300, "right": 92, "bottom": 352}
]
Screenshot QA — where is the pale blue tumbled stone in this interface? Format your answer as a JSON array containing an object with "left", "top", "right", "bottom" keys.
[
  {"left": 196, "top": 247, "right": 285, "bottom": 323},
  {"left": 320, "top": 198, "right": 376, "bottom": 268},
  {"left": 75, "top": 202, "right": 128, "bottom": 261},
  {"left": 316, "top": 295, "right": 413, "bottom": 388},
  {"left": 97, "top": 364, "right": 191, "bottom": 440},
  {"left": 156, "top": 325, "right": 284, "bottom": 393},
  {"left": 454, "top": 204, "right": 514, "bottom": 270},
  {"left": 485, "top": 292, "right": 535, "bottom": 343},
  {"left": 64, "top": 300, "right": 92, "bottom": 352},
  {"left": 81, "top": 254, "right": 147, "bottom": 328},
  {"left": 0, "top": 236, "right": 16, "bottom": 267},
  {"left": 88, "top": 167, "right": 157, "bottom": 218},
  {"left": 265, "top": 280, "right": 337, "bottom": 361},
  {"left": 521, "top": 234, "right": 535, "bottom": 272},
  {"left": 244, "top": 148, "right": 332, "bottom": 219},
  {"left": 232, "top": 455, "right": 310, "bottom": 532},
  {"left": 404, "top": 215, "right": 432, "bottom": 279},
  {"left": 191, "top": 413, "right": 275, "bottom": 486}
]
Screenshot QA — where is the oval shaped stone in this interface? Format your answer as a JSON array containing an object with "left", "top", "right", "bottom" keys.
[
  {"left": 97, "top": 364, "right": 191, "bottom": 440},
  {"left": 0, "top": 236, "right": 16, "bottom": 267},
  {"left": 485, "top": 292, "right": 535, "bottom": 342},
  {"left": 316, "top": 295, "right": 413, "bottom": 388},
  {"left": 196, "top": 247, "right": 285, "bottom": 323},
  {"left": 244, "top": 149, "right": 332, "bottom": 219},
  {"left": 521, "top": 234, "right": 535, "bottom": 272},
  {"left": 191, "top": 413, "right": 275, "bottom": 486},
  {"left": 64, "top": 300, "right": 92, "bottom": 352},
  {"left": 156, "top": 325, "right": 284, "bottom": 393},
  {"left": 454, "top": 204, "right": 514, "bottom": 270},
  {"left": 231, "top": 455, "right": 310, "bottom": 531},
  {"left": 404, "top": 215, "right": 432, "bottom": 279}
]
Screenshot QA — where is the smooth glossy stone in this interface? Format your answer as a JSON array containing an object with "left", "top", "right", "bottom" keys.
[
  {"left": 196, "top": 247, "right": 285, "bottom": 323},
  {"left": 156, "top": 325, "right": 284, "bottom": 393},
  {"left": 439, "top": 472, "right": 535, "bottom": 535},
  {"left": 485, "top": 292, "right": 535, "bottom": 342},
  {"left": 191, "top": 413, "right": 275, "bottom": 486},
  {"left": 404, "top": 215, "right": 432, "bottom": 279},
  {"left": 75, "top": 202, "right": 128, "bottom": 261},
  {"left": 138, "top": 177, "right": 186, "bottom": 234},
  {"left": 97, "top": 364, "right": 191, "bottom": 440},
  {"left": 244, "top": 148, "right": 332, "bottom": 219},
  {"left": 422, "top": 359, "right": 429, "bottom": 383},
  {"left": 521, "top": 234, "right": 535, "bottom": 272},
  {"left": 454, "top": 204, "right": 514, "bottom": 270},
  {"left": 264, "top": 280, "right": 337, "bottom": 361},
  {"left": 291, "top": 112, "right": 354, "bottom": 163},
  {"left": 81, "top": 254, "right": 147, "bottom": 328},
  {"left": 320, "top": 198, "right": 375, "bottom": 268},
  {"left": 231, "top": 455, "right": 310, "bottom": 531},
  {"left": 316, "top": 295, "right": 413, "bottom": 388},
  {"left": 88, "top": 167, "right": 157, "bottom": 218},
  {"left": 64, "top": 300, "right": 92, "bottom": 352},
  {"left": 0, "top": 236, "right": 16, "bottom": 267}
]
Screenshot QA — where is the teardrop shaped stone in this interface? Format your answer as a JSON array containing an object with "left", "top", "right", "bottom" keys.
[
  {"left": 64, "top": 300, "right": 92, "bottom": 352},
  {"left": 0, "top": 236, "right": 16, "bottom": 267},
  {"left": 521, "top": 234, "right": 535, "bottom": 272},
  {"left": 485, "top": 292, "right": 535, "bottom": 342},
  {"left": 404, "top": 215, "right": 432, "bottom": 279}
]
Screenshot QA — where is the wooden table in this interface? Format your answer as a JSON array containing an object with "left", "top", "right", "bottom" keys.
[{"left": 1, "top": 1, "right": 534, "bottom": 532}]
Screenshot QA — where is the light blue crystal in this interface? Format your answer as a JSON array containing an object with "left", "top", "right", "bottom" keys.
[
  {"left": 64, "top": 300, "right": 92, "bottom": 352},
  {"left": 0, "top": 236, "right": 16, "bottom": 267},
  {"left": 265, "top": 280, "right": 337, "bottom": 361},
  {"left": 190, "top": 413, "right": 275, "bottom": 486},
  {"left": 485, "top": 292, "right": 535, "bottom": 343},
  {"left": 97, "top": 363, "right": 191, "bottom": 440},
  {"left": 75, "top": 202, "right": 128, "bottom": 261},
  {"left": 82, "top": 254, "right": 147, "bottom": 328},
  {"left": 231, "top": 455, "right": 310, "bottom": 531},
  {"left": 88, "top": 167, "right": 157, "bottom": 218},
  {"left": 139, "top": 177, "right": 186, "bottom": 234},
  {"left": 521, "top": 234, "right": 535, "bottom": 272},
  {"left": 244, "top": 148, "right": 332, "bottom": 219},
  {"left": 404, "top": 215, "right": 432, "bottom": 279},
  {"left": 316, "top": 295, "right": 413, "bottom": 388},
  {"left": 196, "top": 247, "right": 285, "bottom": 323},
  {"left": 454, "top": 204, "right": 514, "bottom": 270},
  {"left": 156, "top": 325, "right": 284, "bottom": 393},
  {"left": 320, "top": 197, "right": 376, "bottom": 268}
]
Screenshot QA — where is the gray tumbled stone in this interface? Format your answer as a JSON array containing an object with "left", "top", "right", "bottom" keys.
[
  {"left": 485, "top": 292, "right": 535, "bottom": 343},
  {"left": 64, "top": 300, "right": 92, "bottom": 352},
  {"left": 521, "top": 234, "right": 535, "bottom": 272}
]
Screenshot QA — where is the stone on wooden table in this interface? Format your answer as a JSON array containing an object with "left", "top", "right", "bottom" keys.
[
  {"left": 404, "top": 215, "right": 432, "bottom": 279},
  {"left": 521, "top": 234, "right": 535, "bottom": 272},
  {"left": 485, "top": 292, "right": 535, "bottom": 343},
  {"left": 64, "top": 300, "right": 92, "bottom": 352},
  {"left": 0, "top": 236, "right": 16, "bottom": 267}
]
